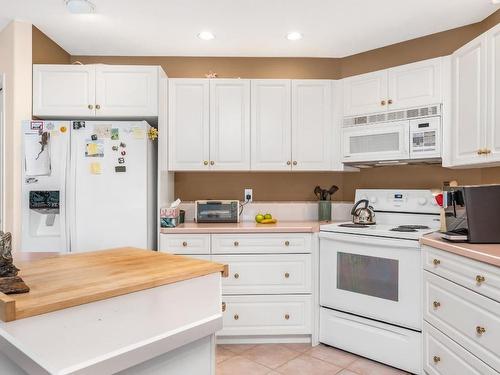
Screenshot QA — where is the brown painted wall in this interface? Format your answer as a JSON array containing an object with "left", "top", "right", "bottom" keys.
[
  {"left": 32, "top": 26, "right": 70, "bottom": 64},
  {"left": 33, "top": 10, "right": 500, "bottom": 202}
]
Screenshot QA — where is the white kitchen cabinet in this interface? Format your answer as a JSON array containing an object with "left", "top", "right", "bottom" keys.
[
  {"left": 251, "top": 80, "right": 292, "bottom": 170},
  {"left": 451, "top": 34, "right": 487, "bottom": 165},
  {"left": 33, "top": 64, "right": 161, "bottom": 119},
  {"left": 387, "top": 58, "right": 442, "bottom": 110},
  {"left": 33, "top": 65, "right": 96, "bottom": 117},
  {"left": 168, "top": 79, "right": 210, "bottom": 171},
  {"left": 291, "top": 80, "right": 332, "bottom": 170},
  {"left": 343, "top": 70, "right": 387, "bottom": 117},
  {"left": 209, "top": 79, "right": 251, "bottom": 170},
  {"left": 487, "top": 23, "right": 500, "bottom": 162},
  {"left": 95, "top": 65, "right": 158, "bottom": 117}
]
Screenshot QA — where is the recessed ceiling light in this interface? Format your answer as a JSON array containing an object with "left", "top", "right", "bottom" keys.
[
  {"left": 65, "top": 0, "right": 95, "bottom": 14},
  {"left": 286, "top": 32, "right": 303, "bottom": 41},
  {"left": 198, "top": 31, "right": 215, "bottom": 41}
]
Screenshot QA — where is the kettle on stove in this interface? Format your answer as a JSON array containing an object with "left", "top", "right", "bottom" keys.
[{"left": 351, "top": 199, "right": 376, "bottom": 225}]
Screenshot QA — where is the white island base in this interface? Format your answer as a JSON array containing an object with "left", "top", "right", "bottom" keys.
[{"left": 0, "top": 273, "right": 222, "bottom": 375}]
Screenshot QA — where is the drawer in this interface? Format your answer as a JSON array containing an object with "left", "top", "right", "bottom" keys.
[
  {"left": 212, "top": 233, "right": 312, "bottom": 254},
  {"left": 423, "top": 245, "right": 500, "bottom": 302},
  {"left": 212, "top": 254, "right": 311, "bottom": 294},
  {"left": 424, "top": 271, "right": 500, "bottom": 371},
  {"left": 319, "top": 308, "right": 421, "bottom": 374},
  {"left": 423, "top": 322, "right": 497, "bottom": 375},
  {"left": 159, "top": 234, "right": 210, "bottom": 255},
  {"left": 219, "top": 295, "right": 311, "bottom": 336}
]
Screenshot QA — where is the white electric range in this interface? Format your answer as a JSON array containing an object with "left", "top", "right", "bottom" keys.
[{"left": 319, "top": 189, "right": 441, "bottom": 375}]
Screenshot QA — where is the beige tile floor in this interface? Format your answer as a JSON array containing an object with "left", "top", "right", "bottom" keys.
[{"left": 216, "top": 343, "right": 411, "bottom": 375}]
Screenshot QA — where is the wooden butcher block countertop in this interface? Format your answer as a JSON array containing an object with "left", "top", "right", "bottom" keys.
[{"left": 0, "top": 248, "right": 227, "bottom": 322}]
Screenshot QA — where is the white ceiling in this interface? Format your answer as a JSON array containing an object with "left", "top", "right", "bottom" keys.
[{"left": 0, "top": 0, "right": 498, "bottom": 57}]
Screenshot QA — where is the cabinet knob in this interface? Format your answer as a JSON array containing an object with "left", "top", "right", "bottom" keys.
[
  {"left": 234, "top": 273, "right": 239, "bottom": 279},
  {"left": 95, "top": 104, "right": 101, "bottom": 110},
  {"left": 476, "top": 275, "right": 486, "bottom": 284},
  {"left": 182, "top": 241, "right": 188, "bottom": 247},
  {"left": 284, "top": 314, "right": 290, "bottom": 320},
  {"left": 433, "top": 356, "right": 441, "bottom": 364},
  {"left": 284, "top": 241, "right": 290, "bottom": 246},
  {"left": 476, "top": 326, "right": 486, "bottom": 335},
  {"left": 284, "top": 272, "right": 290, "bottom": 279},
  {"left": 292, "top": 161, "right": 297, "bottom": 166},
  {"left": 486, "top": 149, "right": 492, "bottom": 154},
  {"left": 210, "top": 161, "right": 215, "bottom": 165},
  {"left": 234, "top": 241, "right": 239, "bottom": 247},
  {"left": 222, "top": 302, "right": 226, "bottom": 312},
  {"left": 477, "top": 149, "right": 484, "bottom": 155},
  {"left": 381, "top": 100, "right": 386, "bottom": 106},
  {"left": 88, "top": 104, "right": 94, "bottom": 110},
  {"left": 433, "top": 301, "right": 441, "bottom": 309},
  {"left": 203, "top": 161, "right": 209, "bottom": 166},
  {"left": 388, "top": 99, "right": 393, "bottom": 105},
  {"left": 234, "top": 314, "right": 239, "bottom": 320},
  {"left": 286, "top": 161, "right": 291, "bottom": 165},
  {"left": 433, "top": 259, "right": 440, "bottom": 266}
]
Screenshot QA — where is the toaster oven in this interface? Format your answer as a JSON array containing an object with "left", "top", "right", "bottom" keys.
[{"left": 195, "top": 200, "right": 240, "bottom": 223}]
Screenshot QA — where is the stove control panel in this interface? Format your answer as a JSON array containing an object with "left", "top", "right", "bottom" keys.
[{"left": 356, "top": 189, "right": 439, "bottom": 214}]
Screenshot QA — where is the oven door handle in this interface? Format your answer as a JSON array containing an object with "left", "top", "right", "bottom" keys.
[{"left": 319, "top": 231, "right": 420, "bottom": 249}]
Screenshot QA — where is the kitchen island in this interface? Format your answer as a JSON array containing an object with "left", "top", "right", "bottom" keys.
[{"left": 0, "top": 248, "right": 227, "bottom": 375}]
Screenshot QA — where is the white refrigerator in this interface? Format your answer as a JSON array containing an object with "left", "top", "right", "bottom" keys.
[{"left": 21, "top": 120, "right": 156, "bottom": 253}]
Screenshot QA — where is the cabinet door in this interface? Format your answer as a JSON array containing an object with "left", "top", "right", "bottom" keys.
[
  {"left": 95, "top": 65, "right": 158, "bottom": 117},
  {"left": 451, "top": 35, "right": 487, "bottom": 166},
  {"left": 487, "top": 24, "right": 500, "bottom": 162},
  {"left": 291, "top": 80, "right": 332, "bottom": 170},
  {"left": 209, "top": 79, "right": 250, "bottom": 170},
  {"left": 33, "top": 65, "right": 95, "bottom": 117},
  {"left": 388, "top": 57, "right": 442, "bottom": 110},
  {"left": 168, "top": 79, "right": 210, "bottom": 171},
  {"left": 343, "top": 70, "right": 388, "bottom": 116},
  {"left": 251, "top": 80, "right": 292, "bottom": 170}
]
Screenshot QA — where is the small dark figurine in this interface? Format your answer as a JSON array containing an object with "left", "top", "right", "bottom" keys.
[{"left": 0, "top": 232, "right": 29, "bottom": 294}]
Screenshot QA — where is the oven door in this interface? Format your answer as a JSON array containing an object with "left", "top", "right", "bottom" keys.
[
  {"left": 342, "top": 121, "right": 410, "bottom": 163},
  {"left": 319, "top": 231, "right": 422, "bottom": 331}
]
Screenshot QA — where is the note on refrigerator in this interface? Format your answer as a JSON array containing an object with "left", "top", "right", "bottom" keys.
[
  {"left": 132, "top": 127, "right": 145, "bottom": 139},
  {"left": 95, "top": 125, "right": 112, "bottom": 139},
  {"left": 24, "top": 133, "right": 51, "bottom": 176},
  {"left": 85, "top": 140, "right": 104, "bottom": 157},
  {"left": 90, "top": 162, "right": 102, "bottom": 175}
]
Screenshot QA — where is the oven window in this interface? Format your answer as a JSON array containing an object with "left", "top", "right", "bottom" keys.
[{"left": 337, "top": 252, "right": 399, "bottom": 301}]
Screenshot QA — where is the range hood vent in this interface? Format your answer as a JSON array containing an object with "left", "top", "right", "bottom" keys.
[{"left": 343, "top": 104, "right": 441, "bottom": 128}]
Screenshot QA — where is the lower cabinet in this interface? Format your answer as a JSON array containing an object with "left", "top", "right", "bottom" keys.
[
  {"left": 423, "top": 246, "right": 500, "bottom": 374},
  {"left": 159, "top": 232, "right": 314, "bottom": 342}
]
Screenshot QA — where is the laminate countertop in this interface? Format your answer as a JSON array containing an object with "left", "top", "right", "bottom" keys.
[
  {"left": 159, "top": 221, "right": 334, "bottom": 234},
  {"left": 421, "top": 233, "right": 500, "bottom": 267},
  {"left": 1, "top": 247, "right": 227, "bottom": 322}
]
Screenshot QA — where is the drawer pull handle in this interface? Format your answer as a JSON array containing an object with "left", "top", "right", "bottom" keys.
[
  {"left": 182, "top": 241, "right": 188, "bottom": 247},
  {"left": 476, "top": 275, "right": 485, "bottom": 284},
  {"left": 284, "top": 241, "right": 290, "bottom": 246},
  {"left": 381, "top": 100, "right": 386, "bottom": 106},
  {"left": 433, "top": 259, "right": 440, "bottom": 266},
  {"left": 95, "top": 104, "right": 101, "bottom": 110},
  {"left": 433, "top": 356, "right": 441, "bottom": 364},
  {"left": 388, "top": 99, "right": 393, "bottom": 105},
  {"left": 88, "top": 104, "right": 94, "bottom": 110},
  {"left": 284, "top": 272, "right": 290, "bottom": 279},
  {"left": 234, "top": 241, "right": 239, "bottom": 247},
  {"left": 234, "top": 273, "right": 239, "bottom": 279},
  {"left": 222, "top": 302, "right": 226, "bottom": 312},
  {"left": 234, "top": 314, "right": 239, "bottom": 320},
  {"left": 433, "top": 301, "right": 441, "bottom": 309},
  {"left": 284, "top": 314, "right": 290, "bottom": 320},
  {"left": 476, "top": 326, "right": 486, "bottom": 335}
]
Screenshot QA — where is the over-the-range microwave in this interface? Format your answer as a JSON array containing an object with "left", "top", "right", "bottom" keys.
[{"left": 341, "top": 105, "right": 441, "bottom": 166}]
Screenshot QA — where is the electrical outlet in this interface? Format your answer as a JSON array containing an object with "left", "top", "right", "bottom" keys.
[{"left": 244, "top": 188, "right": 253, "bottom": 203}]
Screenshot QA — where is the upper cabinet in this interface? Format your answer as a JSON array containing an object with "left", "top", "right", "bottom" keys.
[
  {"left": 251, "top": 80, "right": 292, "bottom": 171},
  {"left": 168, "top": 79, "right": 250, "bottom": 171},
  {"left": 343, "top": 57, "right": 443, "bottom": 117},
  {"left": 448, "top": 23, "right": 500, "bottom": 168},
  {"left": 33, "top": 65, "right": 96, "bottom": 118},
  {"left": 291, "top": 80, "right": 332, "bottom": 171},
  {"left": 33, "top": 64, "right": 161, "bottom": 118}
]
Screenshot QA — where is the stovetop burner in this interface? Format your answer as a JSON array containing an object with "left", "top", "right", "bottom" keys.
[
  {"left": 338, "top": 223, "right": 370, "bottom": 228},
  {"left": 398, "top": 225, "right": 431, "bottom": 230}
]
